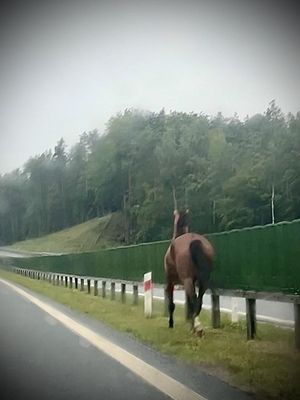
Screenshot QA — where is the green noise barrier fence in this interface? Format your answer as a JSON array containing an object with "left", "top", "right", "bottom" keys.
[{"left": 7, "top": 219, "right": 300, "bottom": 296}]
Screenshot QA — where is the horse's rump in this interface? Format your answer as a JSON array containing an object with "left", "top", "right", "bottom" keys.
[{"left": 169, "top": 233, "right": 213, "bottom": 286}]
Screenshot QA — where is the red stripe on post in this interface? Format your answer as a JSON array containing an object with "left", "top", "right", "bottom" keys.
[{"left": 144, "top": 280, "right": 151, "bottom": 292}]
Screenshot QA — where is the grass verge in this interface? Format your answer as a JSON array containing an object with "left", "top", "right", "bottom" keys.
[
  {"left": 7, "top": 213, "right": 123, "bottom": 253},
  {"left": 0, "top": 268, "right": 299, "bottom": 400}
]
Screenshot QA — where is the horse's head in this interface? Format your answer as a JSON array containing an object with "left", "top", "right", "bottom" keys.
[{"left": 173, "top": 209, "right": 189, "bottom": 238}]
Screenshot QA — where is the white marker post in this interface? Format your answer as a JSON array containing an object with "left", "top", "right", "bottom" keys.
[{"left": 144, "top": 272, "right": 153, "bottom": 317}]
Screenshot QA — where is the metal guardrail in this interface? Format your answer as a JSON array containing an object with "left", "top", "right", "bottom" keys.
[{"left": 10, "top": 266, "right": 300, "bottom": 350}]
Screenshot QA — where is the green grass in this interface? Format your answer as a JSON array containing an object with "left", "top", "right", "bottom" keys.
[
  {"left": 1, "top": 268, "right": 299, "bottom": 399},
  {"left": 7, "top": 213, "right": 124, "bottom": 253}
]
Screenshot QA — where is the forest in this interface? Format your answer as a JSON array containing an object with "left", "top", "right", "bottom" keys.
[{"left": 0, "top": 100, "right": 299, "bottom": 245}]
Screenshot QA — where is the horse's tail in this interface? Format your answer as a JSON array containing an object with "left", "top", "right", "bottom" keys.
[{"left": 189, "top": 240, "right": 211, "bottom": 289}]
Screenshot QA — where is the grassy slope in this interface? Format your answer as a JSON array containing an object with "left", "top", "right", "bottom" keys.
[
  {"left": 0, "top": 268, "right": 299, "bottom": 400},
  {"left": 8, "top": 213, "right": 124, "bottom": 253}
]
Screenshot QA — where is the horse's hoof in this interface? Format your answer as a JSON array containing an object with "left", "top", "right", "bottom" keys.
[
  {"left": 195, "top": 328, "right": 204, "bottom": 337},
  {"left": 193, "top": 317, "right": 204, "bottom": 336},
  {"left": 169, "top": 322, "right": 174, "bottom": 328},
  {"left": 191, "top": 327, "right": 204, "bottom": 337}
]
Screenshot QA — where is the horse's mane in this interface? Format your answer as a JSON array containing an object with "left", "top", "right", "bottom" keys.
[{"left": 173, "top": 210, "right": 189, "bottom": 239}]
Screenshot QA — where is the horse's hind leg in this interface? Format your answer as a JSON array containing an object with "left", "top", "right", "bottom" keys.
[
  {"left": 185, "top": 293, "right": 194, "bottom": 320},
  {"left": 165, "top": 282, "right": 175, "bottom": 328},
  {"left": 194, "top": 284, "right": 205, "bottom": 315},
  {"left": 193, "top": 285, "right": 207, "bottom": 336},
  {"left": 183, "top": 278, "right": 198, "bottom": 331}
]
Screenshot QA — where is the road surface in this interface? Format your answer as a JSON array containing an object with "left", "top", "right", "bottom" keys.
[{"left": 0, "top": 279, "right": 252, "bottom": 400}]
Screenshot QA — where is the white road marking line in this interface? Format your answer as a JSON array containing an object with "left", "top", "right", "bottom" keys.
[{"left": 0, "top": 278, "right": 208, "bottom": 400}]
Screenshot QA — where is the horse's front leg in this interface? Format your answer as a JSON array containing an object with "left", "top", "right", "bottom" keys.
[{"left": 165, "top": 282, "right": 175, "bottom": 328}]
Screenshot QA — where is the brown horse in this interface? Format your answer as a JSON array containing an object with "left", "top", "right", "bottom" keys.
[{"left": 164, "top": 209, "right": 214, "bottom": 335}]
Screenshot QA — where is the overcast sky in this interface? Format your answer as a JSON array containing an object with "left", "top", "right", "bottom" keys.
[{"left": 1, "top": 0, "right": 299, "bottom": 174}]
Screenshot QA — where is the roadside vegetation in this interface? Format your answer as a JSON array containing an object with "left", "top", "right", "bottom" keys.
[
  {"left": 1, "top": 268, "right": 299, "bottom": 400},
  {"left": 1, "top": 102, "right": 300, "bottom": 248}
]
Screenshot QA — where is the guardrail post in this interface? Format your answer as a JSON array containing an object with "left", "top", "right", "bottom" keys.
[
  {"left": 80, "top": 278, "right": 84, "bottom": 291},
  {"left": 246, "top": 298, "right": 256, "bottom": 340},
  {"left": 294, "top": 303, "right": 300, "bottom": 351},
  {"left": 57, "top": 275, "right": 60, "bottom": 285},
  {"left": 65, "top": 276, "right": 68, "bottom": 287},
  {"left": 121, "top": 283, "right": 126, "bottom": 303},
  {"left": 110, "top": 282, "right": 115, "bottom": 300},
  {"left": 69, "top": 276, "right": 73, "bottom": 289},
  {"left": 211, "top": 294, "right": 220, "bottom": 328},
  {"left": 60, "top": 275, "right": 64, "bottom": 285},
  {"left": 87, "top": 279, "right": 91, "bottom": 294},
  {"left": 94, "top": 280, "right": 98, "bottom": 296},
  {"left": 133, "top": 284, "right": 138, "bottom": 305},
  {"left": 75, "top": 277, "right": 78, "bottom": 289},
  {"left": 102, "top": 281, "right": 106, "bottom": 298}
]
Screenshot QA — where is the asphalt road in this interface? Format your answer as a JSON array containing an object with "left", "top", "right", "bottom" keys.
[{"left": 0, "top": 279, "right": 253, "bottom": 400}]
